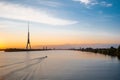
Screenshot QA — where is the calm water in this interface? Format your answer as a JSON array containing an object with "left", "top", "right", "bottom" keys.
[{"left": 0, "top": 50, "right": 120, "bottom": 80}]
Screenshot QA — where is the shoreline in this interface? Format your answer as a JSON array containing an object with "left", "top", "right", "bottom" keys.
[{"left": 4, "top": 48, "right": 51, "bottom": 52}]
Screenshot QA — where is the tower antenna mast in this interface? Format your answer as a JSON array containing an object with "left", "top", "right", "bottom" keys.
[{"left": 26, "top": 21, "right": 31, "bottom": 49}]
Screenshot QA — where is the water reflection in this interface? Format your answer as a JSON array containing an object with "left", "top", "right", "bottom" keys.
[
  {"left": 0, "top": 50, "right": 120, "bottom": 80},
  {"left": 117, "top": 56, "right": 120, "bottom": 60}
]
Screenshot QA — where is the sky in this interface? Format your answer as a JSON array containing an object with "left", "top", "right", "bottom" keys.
[{"left": 0, "top": 0, "right": 120, "bottom": 49}]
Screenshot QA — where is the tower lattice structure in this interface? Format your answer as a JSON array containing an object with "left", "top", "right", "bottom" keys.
[{"left": 26, "top": 22, "right": 31, "bottom": 49}]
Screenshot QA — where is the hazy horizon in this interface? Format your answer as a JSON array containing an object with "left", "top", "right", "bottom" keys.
[{"left": 1, "top": 44, "right": 119, "bottom": 49}]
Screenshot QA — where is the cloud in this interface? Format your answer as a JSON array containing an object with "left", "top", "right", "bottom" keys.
[
  {"left": 0, "top": 2, "right": 77, "bottom": 26},
  {"left": 73, "top": 0, "right": 112, "bottom": 7},
  {"left": 101, "top": 1, "right": 112, "bottom": 7},
  {"left": 73, "top": 0, "right": 93, "bottom": 5},
  {"left": 38, "top": 0, "right": 64, "bottom": 7}
]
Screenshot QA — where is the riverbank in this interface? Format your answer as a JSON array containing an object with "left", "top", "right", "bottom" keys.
[
  {"left": 4, "top": 48, "right": 51, "bottom": 52},
  {"left": 73, "top": 45, "right": 120, "bottom": 59}
]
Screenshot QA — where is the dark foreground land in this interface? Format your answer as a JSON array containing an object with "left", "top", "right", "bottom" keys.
[{"left": 73, "top": 45, "right": 120, "bottom": 59}]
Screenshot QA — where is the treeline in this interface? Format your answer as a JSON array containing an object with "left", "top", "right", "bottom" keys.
[
  {"left": 0, "top": 49, "right": 4, "bottom": 51},
  {"left": 75, "top": 45, "right": 120, "bottom": 59},
  {"left": 4, "top": 48, "right": 51, "bottom": 52}
]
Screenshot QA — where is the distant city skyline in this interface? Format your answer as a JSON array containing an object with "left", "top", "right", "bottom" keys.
[{"left": 0, "top": 0, "right": 120, "bottom": 49}]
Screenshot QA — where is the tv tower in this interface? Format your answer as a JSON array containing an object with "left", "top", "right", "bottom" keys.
[{"left": 26, "top": 22, "right": 31, "bottom": 49}]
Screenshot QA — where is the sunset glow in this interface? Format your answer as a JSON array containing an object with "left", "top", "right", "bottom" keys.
[{"left": 0, "top": 0, "right": 120, "bottom": 49}]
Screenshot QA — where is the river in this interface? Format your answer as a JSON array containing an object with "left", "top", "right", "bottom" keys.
[{"left": 0, "top": 50, "right": 120, "bottom": 80}]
